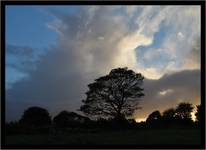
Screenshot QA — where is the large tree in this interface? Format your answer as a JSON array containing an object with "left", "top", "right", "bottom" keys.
[{"left": 80, "top": 67, "right": 144, "bottom": 120}]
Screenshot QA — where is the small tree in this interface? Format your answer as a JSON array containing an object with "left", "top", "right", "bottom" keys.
[
  {"left": 175, "top": 102, "right": 194, "bottom": 120},
  {"left": 19, "top": 106, "right": 51, "bottom": 127},
  {"left": 162, "top": 108, "right": 176, "bottom": 121},
  {"left": 146, "top": 110, "right": 162, "bottom": 128},
  {"left": 53, "top": 111, "right": 75, "bottom": 128},
  {"left": 53, "top": 111, "right": 90, "bottom": 128},
  {"left": 162, "top": 108, "right": 176, "bottom": 127},
  {"left": 146, "top": 110, "right": 161, "bottom": 121},
  {"left": 80, "top": 67, "right": 144, "bottom": 120},
  {"left": 146, "top": 110, "right": 161, "bottom": 122}
]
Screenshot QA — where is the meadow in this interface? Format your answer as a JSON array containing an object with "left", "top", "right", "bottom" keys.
[{"left": 5, "top": 128, "right": 201, "bottom": 145}]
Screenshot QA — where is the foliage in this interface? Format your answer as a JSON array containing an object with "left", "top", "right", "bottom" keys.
[
  {"left": 146, "top": 110, "right": 162, "bottom": 128},
  {"left": 195, "top": 105, "right": 201, "bottom": 123},
  {"left": 19, "top": 106, "right": 51, "bottom": 127},
  {"left": 145, "top": 102, "right": 195, "bottom": 128},
  {"left": 160, "top": 108, "right": 176, "bottom": 127},
  {"left": 146, "top": 110, "right": 161, "bottom": 122},
  {"left": 175, "top": 102, "right": 194, "bottom": 120},
  {"left": 162, "top": 108, "right": 176, "bottom": 121},
  {"left": 53, "top": 111, "right": 90, "bottom": 129},
  {"left": 80, "top": 67, "right": 144, "bottom": 120}
]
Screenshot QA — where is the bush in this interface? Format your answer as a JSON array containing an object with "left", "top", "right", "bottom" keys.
[{"left": 19, "top": 106, "right": 52, "bottom": 127}]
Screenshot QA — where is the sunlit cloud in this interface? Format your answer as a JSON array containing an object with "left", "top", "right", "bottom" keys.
[{"left": 159, "top": 89, "right": 173, "bottom": 96}]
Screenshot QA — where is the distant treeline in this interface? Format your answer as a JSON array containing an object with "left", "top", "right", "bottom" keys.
[
  {"left": 6, "top": 102, "right": 201, "bottom": 135},
  {"left": 5, "top": 68, "right": 202, "bottom": 135}
]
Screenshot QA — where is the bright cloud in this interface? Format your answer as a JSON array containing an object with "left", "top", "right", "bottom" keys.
[
  {"left": 135, "top": 6, "right": 200, "bottom": 79},
  {"left": 159, "top": 89, "right": 173, "bottom": 96}
]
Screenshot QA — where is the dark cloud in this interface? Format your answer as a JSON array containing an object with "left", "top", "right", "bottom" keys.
[
  {"left": 6, "top": 48, "right": 92, "bottom": 121},
  {"left": 134, "top": 69, "right": 200, "bottom": 119}
]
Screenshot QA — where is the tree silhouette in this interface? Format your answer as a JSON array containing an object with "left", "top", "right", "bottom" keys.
[
  {"left": 53, "top": 111, "right": 72, "bottom": 128},
  {"left": 146, "top": 110, "right": 161, "bottom": 122},
  {"left": 195, "top": 105, "right": 201, "bottom": 123},
  {"left": 162, "top": 108, "right": 175, "bottom": 121},
  {"left": 161, "top": 108, "right": 176, "bottom": 127},
  {"left": 53, "top": 111, "right": 90, "bottom": 128},
  {"left": 80, "top": 67, "right": 144, "bottom": 120},
  {"left": 19, "top": 106, "right": 51, "bottom": 127},
  {"left": 175, "top": 102, "right": 194, "bottom": 120},
  {"left": 146, "top": 110, "right": 162, "bottom": 128}
]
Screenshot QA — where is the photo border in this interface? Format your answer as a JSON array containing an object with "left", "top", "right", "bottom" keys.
[{"left": 1, "top": 1, "right": 205, "bottom": 149}]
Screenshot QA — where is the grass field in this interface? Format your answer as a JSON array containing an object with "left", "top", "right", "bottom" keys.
[{"left": 5, "top": 128, "right": 201, "bottom": 145}]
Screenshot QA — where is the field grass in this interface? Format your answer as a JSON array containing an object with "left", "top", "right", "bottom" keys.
[{"left": 5, "top": 128, "right": 201, "bottom": 145}]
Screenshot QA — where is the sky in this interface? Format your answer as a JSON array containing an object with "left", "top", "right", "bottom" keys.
[{"left": 5, "top": 5, "right": 201, "bottom": 122}]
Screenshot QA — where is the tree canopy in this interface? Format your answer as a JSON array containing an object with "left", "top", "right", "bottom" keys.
[
  {"left": 175, "top": 102, "right": 194, "bottom": 120},
  {"left": 53, "top": 111, "right": 90, "bottom": 128},
  {"left": 146, "top": 110, "right": 161, "bottom": 122},
  {"left": 19, "top": 106, "right": 51, "bottom": 127},
  {"left": 80, "top": 67, "right": 144, "bottom": 120},
  {"left": 162, "top": 108, "right": 176, "bottom": 121}
]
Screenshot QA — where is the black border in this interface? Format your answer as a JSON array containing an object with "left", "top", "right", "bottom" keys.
[{"left": 1, "top": 1, "right": 205, "bottom": 149}]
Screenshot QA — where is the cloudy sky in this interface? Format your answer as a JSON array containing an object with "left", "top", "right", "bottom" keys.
[{"left": 6, "top": 5, "right": 201, "bottom": 122}]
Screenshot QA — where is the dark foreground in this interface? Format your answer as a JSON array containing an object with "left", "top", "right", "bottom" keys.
[{"left": 6, "top": 128, "right": 201, "bottom": 145}]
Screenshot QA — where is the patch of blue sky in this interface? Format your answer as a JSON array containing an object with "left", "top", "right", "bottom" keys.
[
  {"left": 144, "top": 52, "right": 172, "bottom": 70},
  {"left": 6, "top": 67, "right": 28, "bottom": 90},
  {"left": 129, "top": 9, "right": 143, "bottom": 28},
  {"left": 41, "top": 5, "right": 81, "bottom": 15},
  {"left": 5, "top": 6, "right": 59, "bottom": 89},
  {"left": 6, "top": 46, "right": 42, "bottom": 87},
  {"left": 119, "top": 6, "right": 143, "bottom": 32},
  {"left": 6, "top": 6, "right": 57, "bottom": 50},
  {"left": 136, "top": 22, "right": 171, "bottom": 69},
  {"left": 6, "top": 57, "right": 31, "bottom": 90}
]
